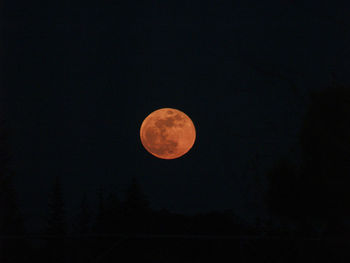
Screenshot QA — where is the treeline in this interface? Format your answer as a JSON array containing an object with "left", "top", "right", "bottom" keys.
[
  {"left": 1, "top": 85, "right": 350, "bottom": 262},
  {"left": 15, "top": 175, "right": 259, "bottom": 263},
  {"left": 46, "top": 176, "right": 254, "bottom": 237}
]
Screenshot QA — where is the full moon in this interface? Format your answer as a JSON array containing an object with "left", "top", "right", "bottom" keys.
[{"left": 140, "top": 108, "right": 196, "bottom": 159}]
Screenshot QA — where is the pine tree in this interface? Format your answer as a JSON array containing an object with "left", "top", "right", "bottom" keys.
[
  {"left": 0, "top": 120, "right": 12, "bottom": 209},
  {"left": 74, "top": 193, "right": 90, "bottom": 235},
  {"left": 105, "top": 192, "right": 123, "bottom": 233},
  {"left": 92, "top": 188, "right": 106, "bottom": 234},
  {"left": 123, "top": 176, "right": 151, "bottom": 233},
  {"left": 45, "top": 176, "right": 66, "bottom": 263},
  {"left": 0, "top": 171, "right": 24, "bottom": 235},
  {"left": 72, "top": 193, "right": 92, "bottom": 263},
  {"left": 0, "top": 120, "right": 28, "bottom": 261},
  {"left": 124, "top": 177, "right": 150, "bottom": 214},
  {"left": 46, "top": 176, "right": 66, "bottom": 235},
  {"left": 93, "top": 189, "right": 122, "bottom": 234}
]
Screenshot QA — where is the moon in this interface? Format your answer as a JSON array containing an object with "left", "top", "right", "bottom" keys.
[{"left": 140, "top": 108, "right": 196, "bottom": 159}]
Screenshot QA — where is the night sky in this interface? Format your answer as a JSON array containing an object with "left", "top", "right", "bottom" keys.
[{"left": 3, "top": 0, "right": 350, "bottom": 229}]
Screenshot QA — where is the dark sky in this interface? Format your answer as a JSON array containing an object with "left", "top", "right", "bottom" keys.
[{"left": 3, "top": 0, "right": 350, "bottom": 227}]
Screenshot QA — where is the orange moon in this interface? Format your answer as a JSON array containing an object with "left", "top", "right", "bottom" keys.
[{"left": 140, "top": 108, "right": 196, "bottom": 159}]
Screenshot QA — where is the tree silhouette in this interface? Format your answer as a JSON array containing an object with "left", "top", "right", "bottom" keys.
[
  {"left": 92, "top": 187, "right": 106, "bottom": 234},
  {"left": 74, "top": 193, "right": 91, "bottom": 234},
  {"left": 0, "top": 172, "right": 25, "bottom": 234},
  {"left": 123, "top": 176, "right": 151, "bottom": 233},
  {"left": 45, "top": 176, "right": 66, "bottom": 263},
  {"left": 0, "top": 121, "right": 27, "bottom": 262},
  {"left": 265, "top": 157, "right": 313, "bottom": 236},
  {"left": 92, "top": 189, "right": 122, "bottom": 234},
  {"left": 124, "top": 177, "right": 149, "bottom": 212},
  {"left": 0, "top": 120, "right": 12, "bottom": 205},
  {"left": 266, "top": 157, "right": 298, "bottom": 217},
  {"left": 298, "top": 85, "right": 350, "bottom": 236},
  {"left": 0, "top": 171, "right": 28, "bottom": 262},
  {"left": 266, "top": 85, "right": 350, "bottom": 237},
  {"left": 0, "top": 124, "right": 22, "bottom": 235},
  {"left": 104, "top": 192, "right": 122, "bottom": 233},
  {"left": 71, "top": 193, "right": 92, "bottom": 263},
  {"left": 46, "top": 176, "right": 66, "bottom": 235}
]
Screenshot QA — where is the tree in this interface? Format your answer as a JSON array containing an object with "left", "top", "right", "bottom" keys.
[
  {"left": 123, "top": 176, "right": 151, "bottom": 233},
  {"left": 0, "top": 120, "right": 12, "bottom": 207},
  {"left": 298, "top": 85, "right": 350, "bottom": 236},
  {"left": 73, "top": 193, "right": 90, "bottom": 235},
  {"left": 0, "top": 171, "right": 27, "bottom": 261},
  {"left": 266, "top": 157, "right": 299, "bottom": 219},
  {"left": 266, "top": 85, "right": 350, "bottom": 237},
  {"left": 124, "top": 177, "right": 150, "bottom": 214},
  {"left": 45, "top": 176, "right": 66, "bottom": 263},
  {"left": 0, "top": 120, "right": 27, "bottom": 262},
  {"left": 104, "top": 192, "right": 122, "bottom": 233},
  {"left": 0, "top": 172, "right": 25, "bottom": 234},
  {"left": 92, "top": 189, "right": 122, "bottom": 234},
  {"left": 72, "top": 193, "right": 92, "bottom": 263},
  {"left": 265, "top": 157, "right": 313, "bottom": 236},
  {"left": 92, "top": 188, "right": 106, "bottom": 234},
  {"left": 46, "top": 176, "right": 66, "bottom": 235}
]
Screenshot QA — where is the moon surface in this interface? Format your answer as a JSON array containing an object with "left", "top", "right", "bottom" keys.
[{"left": 140, "top": 108, "right": 196, "bottom": 159}]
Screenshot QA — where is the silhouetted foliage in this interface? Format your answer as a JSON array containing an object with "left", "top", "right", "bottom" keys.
[
  {"left": 299, "top": 86, "right": 350, "bottom": 213},
  {"left": 71, "top": 194, "right": 92, "bottom": 263},
  {"left": 266, "top": 85, "right": 350, "bottom": 237},
  {"left": 0, "top": 120, "right": 12, "bottom": 202},
  {"left": 92, "top": 188, "right": 106, "bottom": 234},
  {"left": 45, "top": 176, "right": 66, "bottom": 263},
  {"left": 92, "top": 189, "right": 123, "bottom": 234},
  {"left": 0, "top": 121, "right": 28, "bottom": 262},
  {"left": 124, "top": 176, "right": 150, "bottom": 214},
  {"left": 266, "top": 157, "right": 300, "bottom": 218},
  {"left": 46, "top": 176, "right": 66, "bottom": 235},
  {"left": 265, "top": 157, "right": 317, "bottom": 236},
  {"left": 299, "top": 85, "right": 350, "bottom": 236},
  {"left": 73, "top": 193, "right": 91, "bottom": 234},
  {"left": 0, "top": 172, "right": 25, "bottom": 235},
  {"left": 104, "top": 192, "right": 122, "bottom": 233},
  {"left": 123, "top": 176, "right": 151, "bottom": 233}
]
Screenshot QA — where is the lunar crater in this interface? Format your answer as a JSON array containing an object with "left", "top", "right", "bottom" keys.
[{"left": 140, "top": 108, "right": 196, "bottom": 159}]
